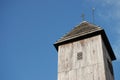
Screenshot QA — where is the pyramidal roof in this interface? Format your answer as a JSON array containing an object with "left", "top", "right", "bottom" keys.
[
  {"left": 54, "top": 21, "right": 116, "bottom": 60},
  {"left": 55, "top": 21, "right": 102, "bottom": 44}
]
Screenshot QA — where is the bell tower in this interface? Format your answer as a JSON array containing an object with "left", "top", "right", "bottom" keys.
[{"left": 54, "top": 21, "right": 116, "bottom": 80}]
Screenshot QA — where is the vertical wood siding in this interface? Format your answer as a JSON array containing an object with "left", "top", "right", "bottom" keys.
[
  {"left": 102, "top": 40, "right": 114, "bottom": 80},
  {"left": 58, "top": 35, "right": 107, "bottom": 80}
]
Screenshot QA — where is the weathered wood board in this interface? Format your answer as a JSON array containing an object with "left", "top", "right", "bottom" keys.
[{"left": 58, "top": 35, "right": 112, "bottom": 80}]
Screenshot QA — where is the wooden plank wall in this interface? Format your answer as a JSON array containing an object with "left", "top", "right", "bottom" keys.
[
  {"left": 58, "top": 35, "right": 106, "bottom": 80},
  {"left": 102, "top": 41, "right": 114, "bottom": 80}
]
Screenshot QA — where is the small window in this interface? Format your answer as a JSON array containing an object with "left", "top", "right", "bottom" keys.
[{"left": 77, "top": 52, "right": 83, "bottom": 60}]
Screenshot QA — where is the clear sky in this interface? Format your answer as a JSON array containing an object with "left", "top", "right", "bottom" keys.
[{"left": 0, "top": 0, "right": 120, "bottom": 80}]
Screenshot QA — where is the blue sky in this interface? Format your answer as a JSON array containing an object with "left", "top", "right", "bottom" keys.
[{"left": 0, "top": 0, "right": 120, "bottom": 80}]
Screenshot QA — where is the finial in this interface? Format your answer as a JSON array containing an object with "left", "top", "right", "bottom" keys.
[
  {"left": 81, "top": 13, "right": 85, "bottom": 21},
  {"left": 92, "top": 8, "right": 95, "bottom": 24}
]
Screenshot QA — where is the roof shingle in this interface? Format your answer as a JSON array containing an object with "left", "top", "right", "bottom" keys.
[{"left": 55, "top": 21, "right": 102, "bottom": 44}]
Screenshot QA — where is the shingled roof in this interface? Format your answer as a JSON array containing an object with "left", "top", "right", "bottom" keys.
[
  {"left": 54, "top": 21, "right": 116, "bottom": 60},
  {"left": 55, "top": 21, "right": 102, "bottom": 44}
]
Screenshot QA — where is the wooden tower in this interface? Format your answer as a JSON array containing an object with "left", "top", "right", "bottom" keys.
[{"left": 54, "top": 21, "right": 116, "bottom": 80}]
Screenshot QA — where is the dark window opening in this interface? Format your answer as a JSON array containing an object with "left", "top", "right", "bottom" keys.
[{"left": 77, "top": 52, "right": 83, "bottom": 60}]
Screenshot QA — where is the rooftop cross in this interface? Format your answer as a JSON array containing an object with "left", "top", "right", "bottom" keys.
[{"left": 81, "top": 14, "right": 85, "bottom": 21}]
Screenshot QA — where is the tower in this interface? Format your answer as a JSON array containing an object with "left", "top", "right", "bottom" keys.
[{"left": 54, "top": 21, "right": 116, "bottom": 80}]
